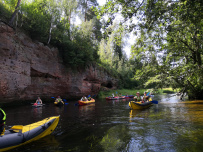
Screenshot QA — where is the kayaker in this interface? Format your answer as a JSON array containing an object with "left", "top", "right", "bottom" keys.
[
  {"left": 0, "top": 108, "right": 6, "bottom": 136},
  {"left": 36, "top": 97, "right": 43, "bottom": 104},
  {"left": 143, "top": 92, "right": 149, "bottom": 102},
  {"left": 87, "top": 95, "right": 92, "bottom": 101},
  {"left": 55, "top": 96, "right": 64, "bottom": 104},
  {"left": 81, "top": 96, "right": 88, "bottom": 101},
  {"left": 134, "top": 92, "right": 142, "bottom": 102},
  {"left": 119, "top": 93, "right": 122, "bottom": 97}
]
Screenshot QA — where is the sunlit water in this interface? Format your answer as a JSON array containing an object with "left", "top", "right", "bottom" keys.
[{"left": 2, "top": 94, "right": 203, "bottom": 152}]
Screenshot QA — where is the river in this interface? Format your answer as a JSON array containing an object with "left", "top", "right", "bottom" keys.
[{"left": 2, "top": 94, "right": 203, "bottom": 152}]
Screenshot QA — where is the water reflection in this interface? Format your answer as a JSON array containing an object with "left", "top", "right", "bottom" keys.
[
  {"left": 54, "top": 105, "right": 64, "bottom": 115},
  {"left": 129, "top": 109, "right": 151, "bottom": 123},
  {"left": 78, "top": 104, "right": 95, "bottom": 112},
  {"left": 100, "top": 125, "right": 130, "bottom": 152},
  {"left": 31, "top": 106, "right": 43, "bottom": 118}
]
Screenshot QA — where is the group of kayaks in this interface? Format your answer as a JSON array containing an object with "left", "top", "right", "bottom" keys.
[
  {"left": 1, "top": 93, "right": 158, "bottom": 151},
  {"left": 53, "top": 99, "right": 96, "bottom": 106},
  {"left": 106, "top": 95, "right": 158, "bottom": 110}
]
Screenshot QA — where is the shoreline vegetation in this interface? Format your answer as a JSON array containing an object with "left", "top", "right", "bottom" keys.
[{"left": 98, "top": 88, "right": 179, "bottom": 98}]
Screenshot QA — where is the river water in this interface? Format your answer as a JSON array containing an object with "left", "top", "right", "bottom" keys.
[{"left": 3, "top": 94, "right": 203, "bottom": 152}]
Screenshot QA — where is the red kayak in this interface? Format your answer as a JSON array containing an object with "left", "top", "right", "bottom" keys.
[{"left": 105, "top": 96, "right": 125, "bottom": 100}]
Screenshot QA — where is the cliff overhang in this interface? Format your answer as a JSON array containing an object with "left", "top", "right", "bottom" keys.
[{"left": 0, "top": 21, "right": 118, "bottom": 103}]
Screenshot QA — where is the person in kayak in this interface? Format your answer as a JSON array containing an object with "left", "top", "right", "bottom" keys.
[
  {"left": 0, "top": 108, "right": 6, "bottom": 136},
  {"left": 134, "top": 92, "right": 142, "bottom": 102},
  {"left": 87, "top": 95, "right": 92, "bottom": 101},
  {"left": 35, "top": 97, "right": 43, "bottom": 104},
  {"left": 81, "top": 96, "right": 88, "bottom": 101},
  {"left": 143, "top": 92, "right": 149, "bottom": 102},
  {"left": 55, "top": 96, "right": 64, "bottom": 104}
]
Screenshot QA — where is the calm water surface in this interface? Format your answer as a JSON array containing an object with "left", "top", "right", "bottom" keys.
[{"left": 3, "top": 94, "right": 203, "bottom": 152}]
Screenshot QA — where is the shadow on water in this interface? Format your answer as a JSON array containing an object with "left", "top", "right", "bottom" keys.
[{"left": 2, "top": 95, "right": 203, "bottom": 152}]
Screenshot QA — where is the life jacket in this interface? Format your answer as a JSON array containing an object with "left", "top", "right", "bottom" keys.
[
  {"left": 0, "top": 108, "right": 6, "bottom": 125},
  {"left": 136, "top": 96, "right": 141, "bottom": 101},
  {"left": 57, "top": 98, "right": 62, "bottom": 102}
]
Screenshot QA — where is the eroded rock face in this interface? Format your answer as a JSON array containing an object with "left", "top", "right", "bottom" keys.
[{"left": 0, "top": 22, "right": 118, "bottom": 102}]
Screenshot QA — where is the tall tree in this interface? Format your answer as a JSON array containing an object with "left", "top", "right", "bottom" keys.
[
  {"left": 9, "top": 0, "right": 21, "bottom": 26},
  {"left": 78, "top": 0, "right": 98, "bottom": 22}
]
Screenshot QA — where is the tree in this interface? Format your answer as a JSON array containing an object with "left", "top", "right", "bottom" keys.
[
  {"left": 9, "top": 0, "right": 21, "bottom": 26},
  {"left": 78, "top": 0, "right": 98, "bottom": 22},
  {"left": 98, "top": 0, "right": 203, "bottom": 99}
]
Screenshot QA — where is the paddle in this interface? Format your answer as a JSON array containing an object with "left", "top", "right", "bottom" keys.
[
  {"left": 91, "top": 94, "right": 97, "bottom": 99},
  {"left": 151, "top": 100, "right": 158, "bottom": 104},
  {"left": 63, "top": 99, "right": 69, "bottom": 105},
  {"left": 147, "top": 92, "right": 150, "bottom": 96}
]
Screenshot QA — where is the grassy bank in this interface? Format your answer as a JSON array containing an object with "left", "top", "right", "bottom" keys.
[{"left": 97, "top": 88, "right": 178, "bottom": 98}]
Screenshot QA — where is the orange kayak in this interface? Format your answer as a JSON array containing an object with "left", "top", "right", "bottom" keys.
[{"left": 78, "top": 99, "right": 95, "bottom": 106}]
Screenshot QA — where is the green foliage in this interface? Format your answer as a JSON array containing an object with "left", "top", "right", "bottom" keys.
[
  {"left": 22, "top": 2, "right": 52, "bottom": 41},
  {"left": 97, "top": 21, "right": 138, "bottom": 89},
  {"left": 0, "top": 0, "right": 103, "bottom": 68},
  {"left": 98, "top": 0, "right": 203, "bottom": 99},
  {"left": 0, "top": 1, "right": 12, "bottom": 21}
]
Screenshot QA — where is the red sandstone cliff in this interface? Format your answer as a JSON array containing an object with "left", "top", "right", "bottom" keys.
[{"left": 0, "top": 21, "right": 118, "bottom": 103}]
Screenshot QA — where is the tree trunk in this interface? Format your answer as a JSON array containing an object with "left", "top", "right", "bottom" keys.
[
  {"left": 85, "top": 0, "right": 87, "bottom": 22},
  {"left": 9, "top": 0, "right": 22, "bottom": 26},
  {"left": 69, "top": 9, "right": 71, "bottom": 25},
  {"left": 47, "top": 22, "right": 52, "bottom": 44},
  {"left": 195, "top": 30, "right": 202, "bottom": 67}
]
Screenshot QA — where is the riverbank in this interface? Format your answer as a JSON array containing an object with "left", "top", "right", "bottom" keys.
[{"left": 97, "top": 88, "right": 178, "bottom": 98}]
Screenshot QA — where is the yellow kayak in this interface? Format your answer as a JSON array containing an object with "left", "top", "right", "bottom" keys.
[
  {"left": 54, "top": 101, "right": 64, "bottom": 106},
  {"left": 129, "top": 101, "right": 153, "bottom": 110},
  {"left": 78, "top": 99, "right": 95, "bottom": 106},
  {"left": 0, "top": 116, "right": 60, "bottom": 151}
]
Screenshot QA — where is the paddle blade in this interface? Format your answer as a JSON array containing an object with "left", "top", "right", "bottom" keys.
[
  {"left": 151, "top": 100, "right": 158, "bottom": 104},
  {"left": 51, "top": 97, "right": 55, "bottom": 99},
  {"left": 63, "top": 99, "right": 67, "bottom": 102},
  {"left": 65, "top": 102, "right": 69, "bottom": 105},
  {"left": 147, "top": 92, "right": 150, "bottom": 96}
]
